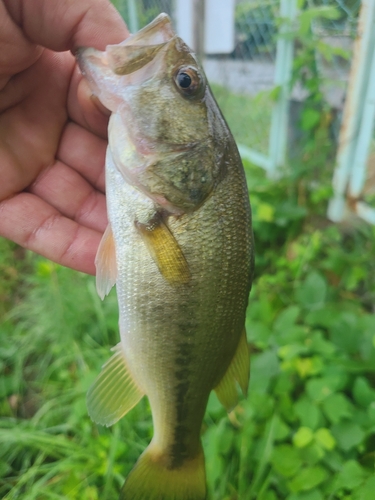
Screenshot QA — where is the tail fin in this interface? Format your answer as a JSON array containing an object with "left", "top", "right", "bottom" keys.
[{"left": 120, "top": 443, "right": 206, "bottom": 500}]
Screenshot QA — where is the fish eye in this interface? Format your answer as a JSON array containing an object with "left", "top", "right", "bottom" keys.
[
  {"left": 174, "top": 66, "right": 204, "bottom": 98},
  {"left": 177, "top": 72, "right": 192, "bottom": 88}
]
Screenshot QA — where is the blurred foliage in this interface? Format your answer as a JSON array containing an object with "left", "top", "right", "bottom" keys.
[{"left": 211, "top": 84, "right": 273, "bottom": 153}]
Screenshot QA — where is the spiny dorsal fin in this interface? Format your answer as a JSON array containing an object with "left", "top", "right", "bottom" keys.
[
  {"left": 109, "top": 43, "right": 167, "bottom": 75},
  {"left": 87, "top": 344, "right": 144, "bottom": 427},
  {"left": 95, "top": 224, "right": 117, "bottom": 300},
  {"left": 135, "top": 214, "right": 191, "bottom": 285},
  {"left": 214, "top": 329, "right": 250, "bottom": 412}
]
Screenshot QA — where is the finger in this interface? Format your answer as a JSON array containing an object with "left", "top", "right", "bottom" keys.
[
  {"left": 0, "top": 192, "right": 101, "bottom": 275},
  {"left": 0, "top": 1, "right": 41, "bottom": 79},
  {"left": 57, "top": 122, "right": 107, "bottom": 192},
  {"left": 4, "top": 0, "right": 129, "bottom": 51},
  {"left": 29, "top": 160, "right": 108, "bottom": 233},
  {"left": 67, "top": 66, "right": 110, "bottom": 139},
  {"left": 0, "top": 50, "right": 72, "bottom": 200}
]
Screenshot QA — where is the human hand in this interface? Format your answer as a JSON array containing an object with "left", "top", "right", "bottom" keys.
[{"left": 0, "top": 0, "right": 128, "bottom": 275}]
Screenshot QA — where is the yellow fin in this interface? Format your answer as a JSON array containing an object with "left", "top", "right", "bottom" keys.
[
  {"left": 136, "top": 215, "right": 191, "bottom": 285},
  {"left": 120, "top": 442, "right": 206, "bottom": 500},
  {"left": 87, "top": 344, "right": 144, "bottom": 427},
  {"left": 95, "top": 224, "right": 117, "bottom": 300},
  {"left": 214, "top": 329, "right": 250, "bottom": 412}
]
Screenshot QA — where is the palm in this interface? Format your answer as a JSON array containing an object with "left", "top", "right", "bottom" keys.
[{"left": 0, "top": 0, "right": 128, "bottom": 274}]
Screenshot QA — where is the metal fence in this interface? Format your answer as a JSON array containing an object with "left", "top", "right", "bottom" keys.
[{"left": 111, "top": 0, "right": 375, "bottom": 225}]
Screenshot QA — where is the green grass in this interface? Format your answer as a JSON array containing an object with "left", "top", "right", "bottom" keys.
[
  {"left": 211, "top": 84, "right": 273, "bottom": 154},
  {"left": 1, "top": 91, "right": 375, "bottom": 499}
]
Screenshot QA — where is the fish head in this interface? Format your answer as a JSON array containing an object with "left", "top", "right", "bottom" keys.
[{"left": 77, "top": 14, "right": 229, "bottom": 213}]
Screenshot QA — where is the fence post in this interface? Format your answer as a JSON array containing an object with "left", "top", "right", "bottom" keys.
[
  {"left": 348, "top": 20, "right": 375, "bottom": 199},
  {"left": 327, "top": 0, "right": 375, "bottom": 222},
  {"left": 268, "top": 0, "right": 297, "bottom": 178},
  {"left": 193, "top": 0, "right": 205, "bottom": 63},
  {"left": 126, "top": 0, "right": 139, "bottom": 33}
]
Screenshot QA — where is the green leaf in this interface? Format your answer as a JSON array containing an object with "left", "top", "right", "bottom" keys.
[
  {"left": 294, "top": 398, "right": 321, "bottom": 429},
  {"left": 271, "top": 444, "right": 302, "bottom": 478},
  {"left": 274, "top": 306, "right": 300, "bottom": 332},
  {"left": 322, "top": 393, "right": 352, "bottom": 424},
  {"left": 329, "top": 312, "right": 362, "bottom": 354},
  {"left": 295, "top": 272, "right": 327, "bottom": 311},
  {"left": 299, "top": 443, "right": 325, "bottom": 466},
  {"left": 331, "top": 421, "right": 365, "bottom": 451},
  {"left": 314, "top": 428, "right": 336, "bottom": 451},
  {"left": 261, "top": 491, "right": 278, "bottom": 500},
  {"left": 306, "top": 378, "right": 335, "bottom": 402},
  {"left": 274, "top": 415, "right": 291, "bottom": 441},
  {"left": 301, "top": 108, "right": 321, "bottom": 131},
  {"left": 257, "top": 202, "right": 275, "bottom": 222},
  {"left": 279, "top": 344, "right": 309, "bottom": 361},
  {"left": 353, "top": 474, "right": 375, "bottom": 500},
  {"left": 305, "top": 306, "right": 338, "bottom": 330},
  {"left": 288, "top": 466, "right": 328, "bottom": 493},
  {"left": 287, "top": 490, "right": 324, "bottom": 500},
  {"left": 247, "top": 320, "right": 273, "bottom": 349},
  {"left": 353, "top": 377, "right": 375, "bottom": 408},
  {"left": 336, "top": 460, "right": 366, "bottom": 491},
  {"left": 250, "top": 350, "right": 280, "bottom": 392},
  {"left": 295, "top": 356, "right": 323, "bottom": 379},
  {"left": 293, "top": 427, "right": 314, "bottom": 448},
  {"left": 308, "top": 331, "right": 336, "bottom": 357},
  {"left": 298, "top": 6, "right": 341, "bottom": 36}
]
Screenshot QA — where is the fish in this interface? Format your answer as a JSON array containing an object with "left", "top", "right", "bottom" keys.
[{"left": 77, "top": 13, "right": 254, "bottom": 500}]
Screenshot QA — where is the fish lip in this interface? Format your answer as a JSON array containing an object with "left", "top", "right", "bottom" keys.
[{"left": 76, "top": 47, "right": 107, "bottom": 74}]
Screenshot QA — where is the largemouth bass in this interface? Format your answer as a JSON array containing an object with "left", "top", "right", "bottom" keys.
[{"left": 78, "top": 13, "right": 254, "bottom": 500}]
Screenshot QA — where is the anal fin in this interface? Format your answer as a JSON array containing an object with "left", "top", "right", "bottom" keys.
[
  {"left": 135, "top": 214, "right": 191, "bottom": 285},
  {"left": 214, "top": 328, "right": 250, "bottom": 412},
  {"left": 95, "top": 223, "right": 117, "bottom": 300},
  {"left": 87, "top": 344, "right": 144, "bottom": 427}
]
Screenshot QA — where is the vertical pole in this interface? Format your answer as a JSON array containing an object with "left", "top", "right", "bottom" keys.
[
  {"left": 268, "top": 0, "right": 297, "bottom": 178},
  {"left": 127, "top": 0, "right": 139, "bottom": 33},
  {"left": 348, "top": 13, "right": 375, "bottom": 199},
  {"left": 193, "top": 0, "right": 205, "bottom": 63},
  {"left": 327, "top": 0, "right": 375, "bottom": 222}
]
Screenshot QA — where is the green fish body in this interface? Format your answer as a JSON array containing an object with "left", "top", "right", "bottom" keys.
[{"left": 77, "top": 14, "right": 254, "bottom": 500}]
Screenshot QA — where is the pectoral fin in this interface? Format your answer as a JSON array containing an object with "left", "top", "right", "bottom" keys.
[
  {"left": 214, "top": 329, "right": 250, "bottom": 412},
  {"left": 135, "top": 215, "right": 191, "bottom": 285},
  {"left": 87, "top": 344, "right": 144, "bottom": 427},
  {"left": 95, "top": 224, "right": 117, "bottom": 300}
]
